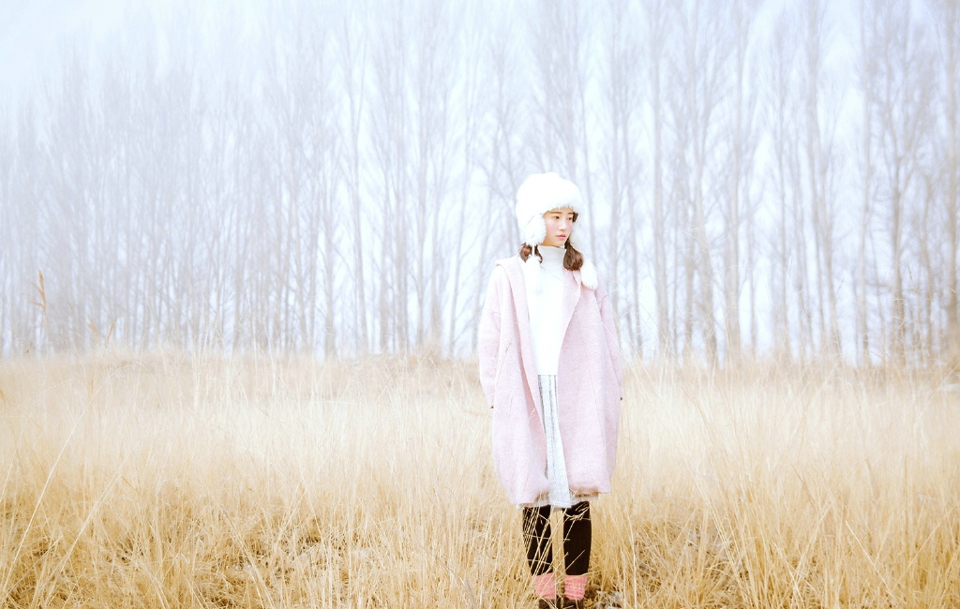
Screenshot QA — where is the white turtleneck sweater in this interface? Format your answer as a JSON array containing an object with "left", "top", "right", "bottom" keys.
[{"left": 526, "top": 245, "right": 568, "bottom": 376}]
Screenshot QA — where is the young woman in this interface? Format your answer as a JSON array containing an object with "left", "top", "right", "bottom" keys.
[{"left": 478, "top": 172, "right": 623, "bottom": 609}]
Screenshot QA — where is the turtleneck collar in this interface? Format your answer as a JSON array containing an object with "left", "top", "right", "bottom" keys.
[{"left": 538, "top": 245, "right": 566, "bottom": 269}]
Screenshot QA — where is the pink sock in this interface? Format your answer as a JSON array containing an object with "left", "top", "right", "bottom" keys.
[
  {"left": 532, "top": 573, "right": 556, "bottom": 599},
  {"left": 564, "top": 574, "right": 588, "bottom": 601}
]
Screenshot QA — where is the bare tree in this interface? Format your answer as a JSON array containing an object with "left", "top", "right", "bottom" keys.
[
  {"left": 338, "top": 5, "right": 371, "bottom": 354},
  {"left": 446, "top": 0, "right": 488, "bottom": 356},
  {"left": 410, "top": 0, "right": 457, "bottom": 352},
  {"left": 601, "top": 0, "right": 642, "bottom": 352},
  {"left": 669, "top": 0, "right": 731, "bottom": 365},
  {"left": 763, "top": 10, "right": 803, "bottom": 362},
  {"left": 641, "top": 0, "right": 673, "bottom": 360},
  {"left": 867, "top": 0, "right": 935, "bottom": 364},
  {"left": 368, "top": 1, "right": 411, "bottom": 352},
  {"left": 0, "top": 111, "right": 12, "bottom": 354},
  {"left": 721, "top": 0, "right": 760, "bottom": 364},
  {"left": 471, "top": 5, "right": 526, "bottom": 352},
  {"left": 799, "top": 0, "right": 843, "bottom": 358},
  {"left": 41, "top": 40, "right": 134, "bottom": 351},
  {"left": 529, "top": 0, "right": 596, "bottom": 249},
  {"left": 913, "top": 172, "right": 940, "bottom": 360},
  {"left": 9, "top": 103, "right": 46, "bottom": 353},
  {"left": 930, "top": 0, "right": 960, "bottom": 366},
  {"left": 855, "top": 0, "right": 879, "bottom": 365}
]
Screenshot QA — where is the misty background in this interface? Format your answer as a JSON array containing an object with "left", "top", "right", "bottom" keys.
[{"left": 0, "top": 0, "right": 957, "bottom": 366}]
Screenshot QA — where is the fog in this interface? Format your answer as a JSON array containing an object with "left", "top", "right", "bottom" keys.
[{"left": 0, "top": 0, "right": 957, "bottom": 366}]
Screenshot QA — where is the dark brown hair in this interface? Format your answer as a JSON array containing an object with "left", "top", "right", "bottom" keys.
[{"left": 519, "top": 243, "right": 584, "bottom": 271}]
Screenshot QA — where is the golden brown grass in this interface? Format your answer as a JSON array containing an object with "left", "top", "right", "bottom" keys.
[{"left": 1, "top": 353, "right": 958, "bottom": 608}]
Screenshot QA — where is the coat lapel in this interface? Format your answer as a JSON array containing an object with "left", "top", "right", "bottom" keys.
[
  {"left": 558, "top": 270, "right": 582, "bottom": 348},
  {"left": 500, "top": 258, "right": 543, "bottom": 419}
]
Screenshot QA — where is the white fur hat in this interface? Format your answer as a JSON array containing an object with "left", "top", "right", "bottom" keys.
[
  {"left": 515, "top": 172, "right": 598, "bottom": 290},
  {"left": 515, "top": 172, "right": 583, "bottom": 247}
]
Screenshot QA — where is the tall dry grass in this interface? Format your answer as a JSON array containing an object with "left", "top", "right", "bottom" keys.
[{"left": 1, "top": 353, "right": 958, "bottom": 608}]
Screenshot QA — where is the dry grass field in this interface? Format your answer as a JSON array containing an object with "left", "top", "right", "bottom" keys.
[{"left": 1, "top": 353, "right": 958, "bottom": 608}]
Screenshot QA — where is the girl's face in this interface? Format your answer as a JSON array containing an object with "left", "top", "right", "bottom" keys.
[{"left": 541, "top": 207, "right": 576, "bottom": 247}]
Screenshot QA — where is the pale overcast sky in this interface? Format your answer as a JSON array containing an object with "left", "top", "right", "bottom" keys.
[{"left": 1, "top": 0, "right": 130, "bottom": 109}]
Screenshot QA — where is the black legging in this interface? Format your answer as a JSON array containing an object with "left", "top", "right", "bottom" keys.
[{"left": 522, "top": 501, "right": 591, "bottom": 576}]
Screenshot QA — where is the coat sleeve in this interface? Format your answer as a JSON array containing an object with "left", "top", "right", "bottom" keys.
[
  {"left": 478, "top": 267, "right": 505, "bottom": 407},
  {"left": 597, "top": 283, "right": 624, "bottom": 399}
]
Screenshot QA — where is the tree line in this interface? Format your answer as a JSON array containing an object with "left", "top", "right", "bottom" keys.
[{"left": 1, "top": 0, "right": 958, "bottom": 366}]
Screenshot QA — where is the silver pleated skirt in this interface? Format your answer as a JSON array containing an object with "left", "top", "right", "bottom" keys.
[{"left": 538, "top": 375, "right": 574, "bottom": 509}]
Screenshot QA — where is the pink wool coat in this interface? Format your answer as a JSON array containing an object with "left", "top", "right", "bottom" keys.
[{"left": 478, "top": 256, "right": 623, "bottom": 506}]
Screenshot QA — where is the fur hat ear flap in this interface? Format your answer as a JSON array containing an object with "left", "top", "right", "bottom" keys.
[
  {"left": 578, "top": 260, "right": 598, "bottom": 290},
  {"left": 524, "top": 220, "right": 547, "bottom": 249}
]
